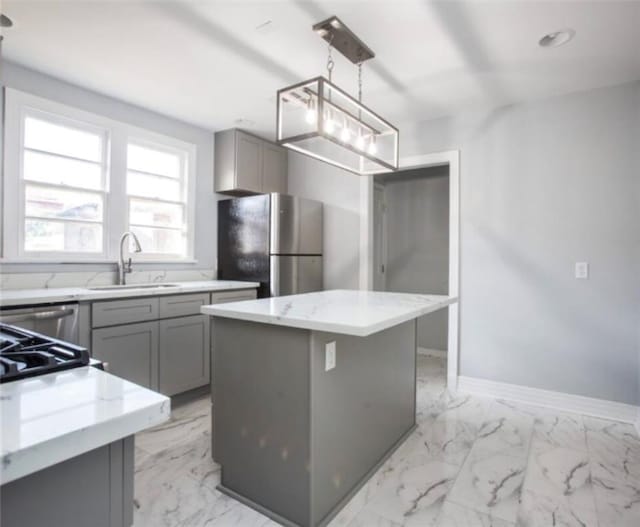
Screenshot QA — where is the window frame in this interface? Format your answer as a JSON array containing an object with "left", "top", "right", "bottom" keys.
[
  {"left": 2, "top": 88, "right": 197, "bottom": 263},
  {"left": 124, "top": 135, "right": 196, "bottom": 262}
]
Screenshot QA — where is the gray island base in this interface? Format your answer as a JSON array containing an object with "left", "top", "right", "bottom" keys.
[
  {"left": 212, "top": 317, "right": 417, "bottom": 527},
  {"left": 1, "top": 437, "right": 134, "bottom": 527}
]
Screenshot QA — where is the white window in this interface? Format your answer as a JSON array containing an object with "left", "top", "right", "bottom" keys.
[
  {"left": 21, "top": 111, "right": 109, "bottom": 257},
  {"left": 126, "top": 141, "right": 191, "bottom": 259},
  {"left": 2, "top": 89, "right": 196, "bottom": 262}
]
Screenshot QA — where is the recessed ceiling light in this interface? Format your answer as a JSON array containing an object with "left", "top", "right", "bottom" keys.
[
  {"left": 0, "top": 14, "right": 13, "bottom": 27},
  {"left": 539, "top": 28, "right": 575, "bottom": 48}
]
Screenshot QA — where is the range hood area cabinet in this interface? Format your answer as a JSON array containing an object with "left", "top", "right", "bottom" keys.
[{"left": 214, "top": 129, "right": 288, "bottom": 195}]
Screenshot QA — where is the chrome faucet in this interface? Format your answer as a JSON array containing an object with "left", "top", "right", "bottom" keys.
[{"left": 118, "top": 231, "right": 142, "bottom": 285}]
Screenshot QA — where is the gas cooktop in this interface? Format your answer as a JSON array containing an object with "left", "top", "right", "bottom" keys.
[{"left": 0, "top": 323, "right": 90, "bottom": 383}]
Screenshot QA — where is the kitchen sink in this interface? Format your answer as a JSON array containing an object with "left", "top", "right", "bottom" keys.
[{"left": 87, "top": 284, "right": 179, "bottom": 291}]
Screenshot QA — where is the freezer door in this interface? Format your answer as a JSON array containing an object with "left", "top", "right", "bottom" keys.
[
  {"left": 270, "top": 194, "right": 323, "bottom": 255},
  {"left": 270, "top": 256, "right": 323, "bottom": 297}
]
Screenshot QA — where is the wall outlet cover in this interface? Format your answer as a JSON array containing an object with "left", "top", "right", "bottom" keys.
[
  {"left": 325, "top": 341, "right": 336, "bottom": 371},
  {"left": 575, "top": 262, "right": 589, "bottom": 279}
]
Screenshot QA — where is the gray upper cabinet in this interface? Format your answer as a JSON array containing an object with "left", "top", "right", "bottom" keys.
[
  {"left": 215, "top": 129, "right": 287, "bottom": 195},
  {"left": 261, "top": 142, "right": 287, "bottom": 194}
]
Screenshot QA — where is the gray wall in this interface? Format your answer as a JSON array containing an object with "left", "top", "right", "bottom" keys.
[
  {"left": 0, "top": 61, "right": 217, "bottom": 273},
  {"left": 378, "top": 166, "right": 449, "bottom": 351},
  {"left": 287, "top": 151, "right": 361, "bottom": 290},
  {"left": 287, "top": 80, "right": 640, "bottom": 405},
  {"left": 403, "top": 81, "right": 640, "bottom": 405}
]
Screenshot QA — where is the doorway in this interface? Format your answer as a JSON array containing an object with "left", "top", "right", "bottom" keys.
[
  {"left": 373, "top": 167, "right": 450, "bottom": 359},
  {"left": 360, "top": 151, "right": 460, "bottom": 387}
]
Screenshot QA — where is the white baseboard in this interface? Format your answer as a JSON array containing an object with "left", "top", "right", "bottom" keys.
[
  {"left": 457, "top": 375, "right": 639, "bottom": 424},
  {"left": 417, "top": 347, "right": 447, "bottom": 359}
]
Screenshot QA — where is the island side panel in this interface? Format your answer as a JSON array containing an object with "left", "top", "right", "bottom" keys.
[
  {"left": 212, "top": 317, "right": 312, "bottom": 526},
  {"left": 309, "top": 320, "right": 417, "bottom": 526},
  {"left": 0, "top": 437, "right": 134, "bottom": 527}
]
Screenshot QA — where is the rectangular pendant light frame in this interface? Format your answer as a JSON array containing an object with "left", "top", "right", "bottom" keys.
[{"left": 276, "top": 76, "right": 399, "bottom": 176}]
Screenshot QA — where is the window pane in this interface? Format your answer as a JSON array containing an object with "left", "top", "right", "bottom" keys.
[
  {"left": 127, "top": 171, "right": 181, "bottom": 200},
  {"left": 25, "top": 185, "right": 103, "bottom": 221},
  {"left": 24, "top": 150, "right": 103, "bottom": 190},
  {"left": 128, "top": 143, "right": 180, "bottom": 178},
  {"left": 130, "top": 226, "right": 186, "bottom": 257},
  {"left": 25, "top": 219, "right": 102, "bottom": 253},
  {"left": 24, "top": 116, "right": 102, "bottom": 162},
  {"left": 129, "top": 199, "right": 184, "bottom": 228}
]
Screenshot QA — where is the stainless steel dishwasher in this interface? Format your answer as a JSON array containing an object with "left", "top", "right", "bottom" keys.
[{"left": 0, "top": 304, "right": 79, "bottom": 344}]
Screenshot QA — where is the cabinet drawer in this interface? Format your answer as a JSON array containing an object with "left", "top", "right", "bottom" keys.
[
  {"left": 210, "top": 289, "right": 257, "bottom": 304},
  {"left": 159, "top": 293, "right": 210, "bottom": 319},
  {"left": 92, "top": 298, "right": 159, "bottom": 328}
]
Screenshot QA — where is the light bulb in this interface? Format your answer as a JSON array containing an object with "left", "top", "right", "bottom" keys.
[
  {"left": 324, "top": 112, "right": 335, "bottom": 134},
  {"left": 340, "top": 123, "right": 351, "bottom": 143},
  {"left": 355, "top": 133, "right": 365, "bottom": 151},
  {"left": 368, "top": 137, "right": 377, "bottom": 155},
  {"left": 305, "top": 108, "right": 316, "bottom": 124},
  {"left": 305, "top": 99, "right": 316, "bottom": 124}
]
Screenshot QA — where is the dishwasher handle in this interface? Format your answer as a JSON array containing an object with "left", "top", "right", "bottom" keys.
[{"left": 1, "top": 308, "right": 76, "bottom": 324}]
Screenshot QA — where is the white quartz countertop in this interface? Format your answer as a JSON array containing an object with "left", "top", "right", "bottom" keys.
[
  {"left": 0, "top": 367, "right": 170, "bottom": 485},
  {"left": 201, "top": 289, "right": 457, "bottom": 336},
  {"left": 0, "top": 280, "right": 260, "bottom": 307}
]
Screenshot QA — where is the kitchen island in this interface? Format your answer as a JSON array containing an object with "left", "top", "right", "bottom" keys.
[
  {"left": 201, "top": 289, "right": 456, "bottom": 527},
  {"left": 0, "top": 366, "right": 169, "bottom": 527}
]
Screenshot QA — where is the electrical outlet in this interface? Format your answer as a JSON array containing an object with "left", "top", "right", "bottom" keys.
[
  {"left": 325, "top": 341, "right": 336, "bottom": 371},
  {"left": 575, "top": 262, "right": 589, "bottom": 279}
]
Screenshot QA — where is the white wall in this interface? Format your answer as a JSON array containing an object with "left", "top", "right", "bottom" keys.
[
  {"left": 287, "top": 152, "right": 361, "bottom": 290},
  {"left": 380, "top": 167, "right": 450, "bottom": 351},
  {"left": 0, "top": 61, "right": 217, "bottom": 273},
  {"left": 402, "top": 81, "right": 640, "bottom": 405}
]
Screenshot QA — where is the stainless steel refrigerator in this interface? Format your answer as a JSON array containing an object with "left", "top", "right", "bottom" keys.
[{"left": 218, "top": 193, "right": 323, "bottom": 297}]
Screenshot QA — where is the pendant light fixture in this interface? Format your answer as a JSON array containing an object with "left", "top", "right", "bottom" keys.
[{"left": 276, "top": 16, "right": 399, "bottom": 175}]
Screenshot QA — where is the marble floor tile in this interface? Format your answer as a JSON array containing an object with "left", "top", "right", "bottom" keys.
[
  {"left": 532, "top": 410, "right": 587, "bottom": 450},
  {"left": 364, "top": 459, "right": 460, "bottom": 526},
  {"left": 136, "top": 398, "right": 210, "bottom": 455},
  {"left": 524, "top": 438, "right": 592, "bottom": 497},
  {"left": 520, "top": 438, "right": 598, "bottom": 526},
  {"left": 397, "top": 417, "right": 476, "bottom": 468},
  {"left": 592, "top": 476, "right": 640, "bottom": 527},
  {"left": 132, "top": 359, "right": 640, "bottom": 527},
  {"left": 473, "top": 417, "right": 533, "bottom": 459},
  {"left": 517, "top": 488, "right": 599, "bottom": 527},
  {"left": 347, "top": 508, "right": 402, "bottom": 526},
  {"left": 447, "top": 449, "right": 526, "bottom": 523},
  {"left": 435, "top": 500, "right": 515, "bottom": 527},
  {"left": 133, "top": 469, "right": 236, "bottom": 527},
  {"left": 584, "top": 417, "right": 640, "bottom": 487}
]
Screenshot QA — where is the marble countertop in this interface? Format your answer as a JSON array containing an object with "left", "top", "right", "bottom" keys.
[
  {"left": 0, "top": 280, "right": 260, "bottom": 307},
  {"left": 0, "top": 367, "right": 170, "bottom": 485},
  {"left": 201, "top": 289, "right": 457, "bottom": 337}
]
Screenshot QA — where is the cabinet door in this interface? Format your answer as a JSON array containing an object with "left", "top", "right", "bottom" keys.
[
  {"left": 92, "top": 322, "right": 158, "bottom": 390},
  {"left": 261, "top": 142, "right": 287, "bottom": 193},
  {"left": 159, "top": 315, "right": 210, "bottom": 396},
  {"left": 235, "top": 132, "right": 262, "bottom": 193}
]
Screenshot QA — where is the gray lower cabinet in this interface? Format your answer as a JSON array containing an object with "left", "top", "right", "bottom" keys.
[
  {"left": 92, "top": 321, "right": 159, "bottom": 390},
  {"left": 1, "top": 437, "right": 134, "bottom": 527},
  {"left": 89, "top": 289, "right": 256, "bottom": 396},
  {"left": 159, "top": 315, "right": 210, "bottom": 396}
]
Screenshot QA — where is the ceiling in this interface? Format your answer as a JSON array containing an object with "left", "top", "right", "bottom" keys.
[{"left": 2, "top": 0, "right": 639, "bottom": 138}]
